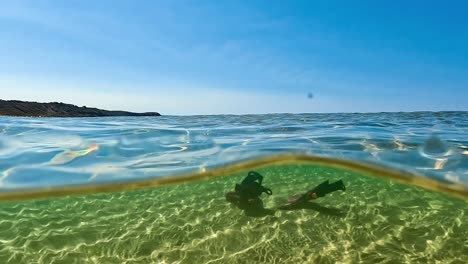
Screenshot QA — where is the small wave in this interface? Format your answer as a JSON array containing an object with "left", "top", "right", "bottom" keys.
[{"left": 0, "top": 112, "right": 467, "bottom": 191}]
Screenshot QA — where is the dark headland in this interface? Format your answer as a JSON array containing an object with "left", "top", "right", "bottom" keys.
[{"left": 0, "top": 100, "right": 160, "bottom": 117}]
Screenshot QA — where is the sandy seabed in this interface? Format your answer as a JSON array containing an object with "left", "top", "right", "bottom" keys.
[{"left": 0, "top": 164, "right": 467, "bottom": 264}]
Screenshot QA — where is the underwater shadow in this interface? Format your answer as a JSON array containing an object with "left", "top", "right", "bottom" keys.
[
  {"left": 278, "top": 202, "right": 346, "bottom": 217},
  {"left": 227, "top": 199, "right": 276, "bottom": 217},
  {"left": 243, "top": 207, "right": 276, "bottom": 217}
]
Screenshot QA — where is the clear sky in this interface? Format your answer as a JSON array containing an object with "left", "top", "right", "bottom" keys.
[{"left": 1, "top": 0, "right": 467, "bottom": 115}]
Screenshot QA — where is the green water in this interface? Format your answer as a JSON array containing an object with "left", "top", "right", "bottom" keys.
[{"left": 0, "top": 164, "right": 467, "bottom": 263}]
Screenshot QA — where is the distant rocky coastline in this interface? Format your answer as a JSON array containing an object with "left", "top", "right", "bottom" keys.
[{"left": 0, "top": 100, "right": 160, "bottom": 117}]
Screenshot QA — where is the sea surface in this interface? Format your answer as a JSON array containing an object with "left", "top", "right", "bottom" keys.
[
  {"left": 1, "top": 112, "right": 467, "bottom": 190},
  {"left": 0, "top": 112, "right": 467, "bottom": 263}
]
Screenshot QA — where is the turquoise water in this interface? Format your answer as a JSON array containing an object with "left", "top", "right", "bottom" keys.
[
  {"left": 1, "top": 112, "right": 467, "bottom": 191},
  {"left": 0, "top": 112, "right": 467, "bottom": 263},
  {"left": 0, "top": 164, "right": 466, "bottom": 263}
]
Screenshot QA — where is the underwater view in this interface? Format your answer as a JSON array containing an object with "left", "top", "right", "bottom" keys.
[
  {"left": 2, "top": 0, "right": 468, "bottom": 262},
  {"left": 0, "top": 112, "right": 467, "bottom": 263}
]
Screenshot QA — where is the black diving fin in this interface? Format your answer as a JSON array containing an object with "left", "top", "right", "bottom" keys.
[{"left": 311, "top": 180, "right": 345, "bottom": 197}]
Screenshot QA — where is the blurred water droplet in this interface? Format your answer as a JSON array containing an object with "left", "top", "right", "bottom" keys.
[{"left": 422, "top": 135, "right": 448, "bottom": 156}]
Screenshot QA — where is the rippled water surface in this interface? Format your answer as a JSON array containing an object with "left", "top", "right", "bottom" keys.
[
  {"left": 1, "top": 112, "right": 468, "bottom": 263},
  {"left": 1, "top": 112, "right": 467, "bottom": 190}
]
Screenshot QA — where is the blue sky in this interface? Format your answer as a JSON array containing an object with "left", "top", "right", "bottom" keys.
[{"left": 1, "top": 0, "right": 467, "bottom": 115}]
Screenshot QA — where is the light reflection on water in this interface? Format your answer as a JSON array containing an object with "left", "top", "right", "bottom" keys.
[
  {"left": 0, "top": 112, "right": 467, "bottom": 191},
  {"left": 0, "top": 163, "right": 466, "bottom": 263}
]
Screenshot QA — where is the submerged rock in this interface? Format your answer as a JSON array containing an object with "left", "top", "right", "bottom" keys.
[{"left": 0, "top": 99, "right": 160, "bottom": 117}]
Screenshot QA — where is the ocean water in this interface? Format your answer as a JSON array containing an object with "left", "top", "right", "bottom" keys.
[{"left": 0, "top": 112, "right": 467, "bottom": 263}]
